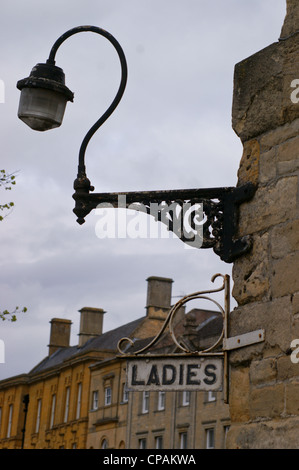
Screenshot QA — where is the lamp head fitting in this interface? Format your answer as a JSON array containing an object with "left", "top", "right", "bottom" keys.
[{"left": 17, "top": 62, "right": 74, "bottom": 131}]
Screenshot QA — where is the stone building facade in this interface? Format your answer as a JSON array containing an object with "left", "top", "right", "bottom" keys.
[
  {"left": 227, "top": 0, "right": 299, "bottom": 448},
  {"left": 87, "top": 278, "right": 229, "bottom": 449},
  {"left": 0, "top": 308, "right": 116, "bottom": 449},
  {"left": 0, "top": 276, "right": 230, "bottom": 449}
]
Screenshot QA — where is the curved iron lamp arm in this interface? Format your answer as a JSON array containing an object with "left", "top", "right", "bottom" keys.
[
  {"left": 47, "top": 25, "right": 128, "bottom": 190},
  {"left": 17, "top": 26, "right": 256, "bottom": 263}
]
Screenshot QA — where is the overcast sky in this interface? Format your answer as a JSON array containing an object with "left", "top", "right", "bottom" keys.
[{"left": 0, "top": 0, "right": 286, "bottom": 379}]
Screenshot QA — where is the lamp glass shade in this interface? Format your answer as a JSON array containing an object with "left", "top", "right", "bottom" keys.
[{"left": 18, "top": 87, "right": 68, "bottom": 131}]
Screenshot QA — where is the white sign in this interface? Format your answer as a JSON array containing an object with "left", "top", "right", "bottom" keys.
[{"left": 126, "top": 357, "right": 223, "bottom": 391}]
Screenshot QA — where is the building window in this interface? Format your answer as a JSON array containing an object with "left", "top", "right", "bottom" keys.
[
  {"left": 7, "top": 404, "right": 13, "bottom": 438},
  {"left": 155, "top": 435, "right": 163, "bottom": 449},
  {"left": 76, "top": 383, "right": 82, "bottom": 419},
  {"left": 64, "top": 387, "right": 70, "bottom": 422},
  {"left": 179, "top": 432, "right": 187, "bottom": 449},
  {"left": 122, "top": 383, "right": 129, "bottom": 403},
  {"left": 35, "top": 399, "right": 42, "bottom": 433},
  {"left": 182, "top": 390, "right": 190, "bottom": 406},
  {"left": 50, "top": 394, "right": 56, "bottom": 428},
  {"left": 92, "top": 391, "right": 99, "bottom": 410},
  {"left": 139, "top": 438, "right": 147, "bottom": 449},
  {"left": 206, "top": 428, "right": 215, "bottom": 449},
  {"left": 223, "top": 425, "right": 230, "bottom": 447},
  {"left": 157, "top": 391, "right": 165, "bottom": 411},
  {"left": 207, "top": 391, "right": 216, "bottom": 402},
  {"left": 101, "top": 438, "right": 108, "bottom": 449},
  {"left": 104, "top": 386, "right": 112, "bottom": 406},
  {"left": 142, "top": 391, "right": 149, "bottom": 413}
]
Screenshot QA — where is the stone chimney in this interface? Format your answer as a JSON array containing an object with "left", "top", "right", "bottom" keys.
[
  {"left": 48, "top": 318, "right": 72, "bottom": 356},
  {"left": 146, "top": 276, "right": 173, "bottom": 319},
  {"left": 78, "top": 307, "right": 106, "bottom": 347}
]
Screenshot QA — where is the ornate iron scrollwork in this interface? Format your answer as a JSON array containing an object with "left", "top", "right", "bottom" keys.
[
  {"left": 117, "top": 273, "right": 265, "bottom": 403},
  {"left": 117, "top": 273, "right": 230, "bottom": 357},
  {"left": 118, "top": 273, "right": 230, "bottom": 401},
  {"left": 73, "top": 181, "right": 256, "bottom": 263}
]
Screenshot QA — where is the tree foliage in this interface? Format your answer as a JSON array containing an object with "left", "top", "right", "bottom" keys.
[
  {"left": 0, "top": 169, "right": 16, "bottom": 221},
  {"left": 0, "top": 306, "right": 27, "bottom": 322},
  {"left": 1, "top": 169, "right": 27, "bottom": 321}
]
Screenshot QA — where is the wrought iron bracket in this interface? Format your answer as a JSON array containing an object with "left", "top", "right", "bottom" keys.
[
  {"left": 117, "top": 274, "right": 265, "bottom": 403},
  {"left": 73, "top": 181, "right": 256, "bottom": 263},
  {"left": 16, "top": 25, "right": 257, "bottom": 264}
]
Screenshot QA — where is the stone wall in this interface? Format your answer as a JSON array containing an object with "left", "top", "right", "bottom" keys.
[{"left": 227, "top": 1, "right": 299, "bottom": 448}]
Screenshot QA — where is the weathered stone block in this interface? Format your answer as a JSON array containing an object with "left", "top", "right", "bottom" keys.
[
  {"left": 232, "top": 42, "right": 283, "bottom": 142},
  {"left": 277, "top": 135, "right": 299, "bottom": 162},
  {"left": 229, "top": 296, "right": 292, "bottom": 359},
  {"left": 238, "top": 176, "right": 297, "bottom": 235},
  {"left": 259, "top": 147, "right": 276, "bottom": 184},
  {"left": 229, "top": 366, "right": 250, "bottom": 422},
  {"left": 250, "top": 358, "right": 277, "bottom": 385},
  {"left": 237, "top": 139, "right": 260, "bottom": 186},
  {"left": 285, "top": 382, "right": 299, "bottom": 415},
  {"left": 290, "top": 317, "right": 299, "bottom": 349},
  {"left": 291, "top": 291, "right": 299, "bottom": 315},
  {"left": 280, "top": 0, "right": 299, "bottom": 39},
  {"left": 232, "top": 232, "right": 269, "bottom": 305},
  {"left": 259, "top": 118, "right": 299, "bottom": 152},
  {"left": 249, "top": 384, "right": 284, "bottom": 420},
  {"left": 271, "top": 219, "right": 299, "bottom": 258},
  {"left": 277, "top": 355, "right": 299, "bottom": 381},
  {"left": 272, "top": 251, "right": 299, "bottom": 297},
  {"left": 276, "top": 135, "right": 299, "bottom": 174},
  {"left": 232, "top": 34, "right": 299, "bottom": 143},
  {"left": 226, "top": 417, "right": 299, "bottom": 449},
  {"left": 277, "top": 158, "right": 299, "bottom": 175}
]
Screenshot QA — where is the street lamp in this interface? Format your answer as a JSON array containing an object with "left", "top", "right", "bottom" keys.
[
  {"left": 17, "top": 25, "right": 256, "bottom": 263},
  {"left": 17, "top": 62, "right": 74, "bottom": 132},
  {"left": 17, "top": 25, "right": 127, "bottom": 192}
]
